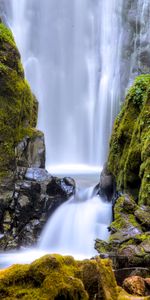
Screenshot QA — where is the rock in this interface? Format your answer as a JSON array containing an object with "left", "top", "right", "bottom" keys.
[
  {"left": 115, "top": 268, "right": 150, "bottom": 287},
  {"left": 16, "top": 133, "right": 45, "bottom": 169},
  {"left": 99, "top": 164, "right": 115, "bottom": 200},
  {"left": 25, "top": 167, "right": 51, "bottom": 181},
  {"left": 95, "top": 239, "right": 111, "bottom": 254},
  {"left": 135, "top": 206, "right": 150, "bottom": 230},
  {"left": 25, "top": 134, "right": 45, "bottom": 168},
  {"left": 0, "top": 173, "right": 76, "bottom": 250},
  {"left": 0, "top": 256, "right": 119, "bottom": 300},
  {"left": 117, "top": 237, "right": 150, "bottom": 268},
  {"left": 123, "top": 276, "right": 146, "bottom": 296},
  {"left": 107, "top": 75, "right": 150, "bottom": 205},
  {"left": 0, "top": 21, "right": 42, "bottom": 182},
  {"left": 46, "top": 176, "right": 76, "bottom": 198}
]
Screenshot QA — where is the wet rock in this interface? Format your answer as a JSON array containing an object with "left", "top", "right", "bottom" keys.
[
  {"left": 46, "top": 176, "right": 76, "bottom": 198},
  {"left": 99, "top": 164, "right": 115, "bottom": 200},
  {"left": 0, "top": 173, "right": 76, "bottom": 250},
  {"left": 123, "top": 276, "right": 146, "bottom": 296},
  {"left": 25, "top": 167, "right": 51, "bottom": 181}
]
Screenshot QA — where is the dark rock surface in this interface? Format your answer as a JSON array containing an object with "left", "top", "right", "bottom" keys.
[
  {"left": 99, "top": 164, "right": 115, "bottom": 201},
  {"left": 0, "top": 167, "right": 76, "bottom": 250}
]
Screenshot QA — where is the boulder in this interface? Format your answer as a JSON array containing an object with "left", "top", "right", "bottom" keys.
[
  {"left": 0, "top": 256, "right": 119, "bottom": 300},
  {"left": 123, "top": 276, "right": 146, "bottom": 296}
]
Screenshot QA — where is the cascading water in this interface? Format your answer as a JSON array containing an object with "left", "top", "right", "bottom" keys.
[
  {"left": 1, "top": 0, "right": 150, "bottom": 265},
  {"left": 39, "top": 187, "right": 112, "bottom": 258},
  {"left": 4, "top": 0, "right": 123, "bottom": 170}
]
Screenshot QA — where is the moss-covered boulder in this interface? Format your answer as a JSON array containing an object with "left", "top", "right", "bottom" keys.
[
  {"left": 0, "top": 22, "right": 43, "bottom": 180},
  {"left": 107, "top": 75, "right": 150, "bottom": 204},
  {"left": 0, "top": 255, "right": 120, "bottom": 300}
]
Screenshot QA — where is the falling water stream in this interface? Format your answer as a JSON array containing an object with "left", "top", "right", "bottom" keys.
[{"left": 0, "top": 0, "right": 149, "bottom": 266}]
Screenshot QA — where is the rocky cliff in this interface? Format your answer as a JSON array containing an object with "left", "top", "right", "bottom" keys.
[{"left": 96, "top": 74, "right": 150, "bottom": 269}]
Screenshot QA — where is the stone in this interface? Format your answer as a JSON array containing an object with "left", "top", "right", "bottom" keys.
[
  {"left": 46, "top": 176, "right": 76, "bottom": 198},
  {"left": 26, "top": 134, "right": 45, "bottom": 168},
  {"left": 0, "top": 172, "right": 76, "bottom": 250},
  {"left": 0, "top": 256, "right": 119, "bottom": 300},
  {"left": 16, "top": 133, "right": 45, "bottom": 169},
  {"left": 99, "top": 164, "right": 115, "bottom": 200},
  {"left": 123, "top": 276, "right": 146, "bottom": 296},
  {"left": 115, "top": 268, "right": 150, "bottom": 287},
  {"left": 135, "top": 206, "right": 150, "bottom": 229},
  {"left": 25, "top": 167, "right": 51, "bottom": 181}
]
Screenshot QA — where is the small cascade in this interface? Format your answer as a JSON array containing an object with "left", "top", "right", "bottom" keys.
[{"left": 39, "top": 186, "right": 112, "bottom": 258}]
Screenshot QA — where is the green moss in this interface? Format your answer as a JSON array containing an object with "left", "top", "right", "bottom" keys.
[
  {"left": 0, "top": 23, "right": 24, "bottom": 76},
  {"left": 97, "top": 258, "right": 118, "bottom": 300},
  {"left": 118, "top": 288, "right": 150, "bottom": 300},
  {"left": 107, "top": 74, "right": 150, "bottom": 204},
  {"left": 0, "top": 23, "right": 39, "bottom": 180},
  {"left": 0, "top": 255, "right": 122, "bottom": 300},
  {"left": 0, "top": 255, "right": 89, "bottom": 300},
  {"left": 0, "top": 23, "right": 16, "bottom": 47}
]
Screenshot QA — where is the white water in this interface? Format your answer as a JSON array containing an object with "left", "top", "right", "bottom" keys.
[
  {"left": 39, "top": 186, "right": 112, "bottom": 258},
  {"left": 4, "top": 0, "right": 123, "bottom": 168},
  {"left": 0, "top": 184, "right": 112, "bottom": 268}
]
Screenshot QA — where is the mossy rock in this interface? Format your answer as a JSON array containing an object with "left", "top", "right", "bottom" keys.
[
  {"left": 107, "top": 75, "right": 150, "bottom": 205},
  {"left": 118, "top": 287, "right": 150, "bottom": 300},
  {"left": 0, "top": 22, "right": 39, "bottom": 180},
  {"left": 0, "top": 255, "right": 120, "bottom": 300}
]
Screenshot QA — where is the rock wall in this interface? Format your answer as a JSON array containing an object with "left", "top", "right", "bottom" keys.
[
  {"left": 96, "top": 75, "right": 150, "bottom": 269},
  {"left": 0, "top": 21, "right": 44, "bottom": 181}
]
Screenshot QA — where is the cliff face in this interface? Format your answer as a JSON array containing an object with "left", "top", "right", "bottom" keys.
[
  {"left": 108, "top": 74, "right": 150, "bottom": 205},
  {"left": 96, "top": 75, "right": 150, "bottom": 268},
  {"left": 0, "top": 22, "right": 43, "bottom": 180}
]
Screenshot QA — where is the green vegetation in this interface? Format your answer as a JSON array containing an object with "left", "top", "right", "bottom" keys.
[
  {"left": 108, "top": 75, "right": 150, "bottom": 205},
  {"left": 0, "top": 255, "right": 120, "bottom": 300},
  {"left": 0, "top": 22, "right": 39, "bottom": 179}
]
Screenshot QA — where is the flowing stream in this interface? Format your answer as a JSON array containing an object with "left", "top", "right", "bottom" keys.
[{"left": 1, "top": 0, "right": 150, "bottom": 265}]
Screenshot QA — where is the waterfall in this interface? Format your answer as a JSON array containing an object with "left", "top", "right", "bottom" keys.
[
  {"left": 1, "top": 0, "right": 150, "bottom": 263},
  {"left": 39, "top": 187, "right": 112, "bottom": 258},
  {"left": 4, "top": 0, "right": 124, "bottom": 170}
]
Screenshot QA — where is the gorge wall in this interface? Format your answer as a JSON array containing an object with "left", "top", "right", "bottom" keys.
[{"left": 96, "top": 74, "right": 150, "bottom": 268}]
